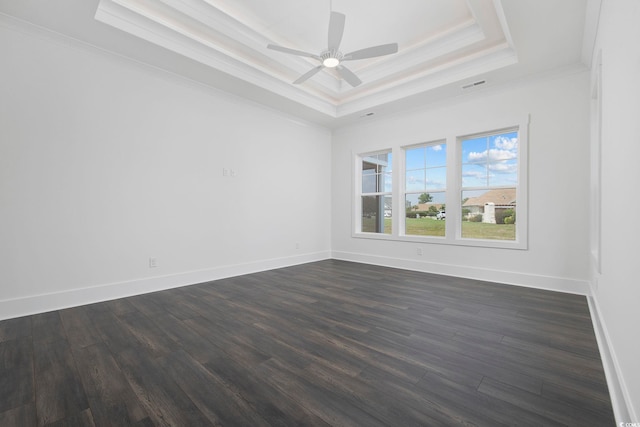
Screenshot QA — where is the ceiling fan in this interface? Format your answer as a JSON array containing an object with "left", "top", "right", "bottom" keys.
[{"left": 267, "top": 11, "right": 398, "bottom": 87}]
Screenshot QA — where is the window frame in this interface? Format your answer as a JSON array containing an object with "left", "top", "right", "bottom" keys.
[
  {"left": 354, "top": 149, "right": 394, "bottom": 236},
  {"left": 352, "top": 118, "right": 528, "bottom": 250},
  {"left": 456, "top": 126, "right": 527, "bottom": 249},
  {"left": 401, "top": 140, "right": 448, "bottom": 239}
]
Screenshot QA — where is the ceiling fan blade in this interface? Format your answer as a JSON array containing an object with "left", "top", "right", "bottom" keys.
[
  {"left": 343, "top": 43, "right": 399, "bottom": 61},
  {"left": 336, "top": 65, "right": 362, "bottom": 87},
  {"left": 293, "top": 65, "right": 325, "bottom": 84},
  {"left": 267, "top": 44, "right": 320, "bottom": 60},
  {"left": 327, "top": 12, "right": 345, "bottom": 51}
]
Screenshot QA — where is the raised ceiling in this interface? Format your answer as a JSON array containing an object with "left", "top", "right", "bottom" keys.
[
  {"left": 0, "top": 0, "right": 592, "bottom": 127},
  {"left": 95, "top": 0, "right": 517, "bottom": 117}
]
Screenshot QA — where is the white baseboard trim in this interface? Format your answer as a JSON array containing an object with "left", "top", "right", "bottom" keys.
[
  {"left": 331, "top": 251, "right": 591, "bottom": 295},
  {"left": 0, "top": 249, "right": 591, "bottom": 318},
  {"left": 0, "top": 251, "right": 331, "bottom": 321},
  {"left": 588, "top": 295, "right": 636, "bottom": 423}
]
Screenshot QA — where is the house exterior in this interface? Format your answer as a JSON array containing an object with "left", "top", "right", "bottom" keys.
[
  {"left": 462, "top": 188, "right": 516, "bottom": 223},
  {"left": 415, "top": 203, "right": 445, "bottom": 212}
]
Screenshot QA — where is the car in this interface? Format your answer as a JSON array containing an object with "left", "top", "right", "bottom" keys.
[{"left": 436, "top": 210, "right": 446, "bottom": 220}]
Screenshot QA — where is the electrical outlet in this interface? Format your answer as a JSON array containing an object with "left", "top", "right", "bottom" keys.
[
  {"left": 222, "top": 168, "right": 228, "bottom": 177},
  {"left": 296, "top": 242, "right": 300, "bottom": 249},
  {"left": 149, "top": 257, "right": 158, "bottom": 268},
  {"left": 416, "top": 248, "right": 423, "bottom": 256}
]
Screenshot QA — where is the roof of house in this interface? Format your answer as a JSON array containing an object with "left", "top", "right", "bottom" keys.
[{"left": 463, "top": 188, "right": 516, "bottom": 207}]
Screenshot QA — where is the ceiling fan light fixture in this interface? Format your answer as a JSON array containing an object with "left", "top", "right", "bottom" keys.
[
  {"left": 323, "top": 57, "right": 340, "bottom": 68},
  {"left": 321, "top": 50, "right": 342, "bottom": 68}
]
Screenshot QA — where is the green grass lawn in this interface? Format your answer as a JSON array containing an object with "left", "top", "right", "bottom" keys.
[
  {"left": 461, "top": 221, "right": 516, "bottom": 240},
  {"left": 405, "top": 217, "right": 445, "bottom": 236},
  {"left": 407, "top": 218, "right": 515, "bottom": 240},
  {"left": 362, "top": 217, "right": 516, "bottom": 240},
  {"left": 361, "top": 217, "right": 393, "bottom": 234}
]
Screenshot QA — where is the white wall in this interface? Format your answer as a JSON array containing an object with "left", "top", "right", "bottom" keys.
[
  {"left": 0, "top": 20, "right": 332, "bottom": 319},
  {"left": 0, "top": 2, "right": 635, "bottom": 419},
  {"left": 589, "top": 0, "right": 640, "bottom": 421},
  {"left": 332, "top": 70, "right": 591, "bottom": 293}
]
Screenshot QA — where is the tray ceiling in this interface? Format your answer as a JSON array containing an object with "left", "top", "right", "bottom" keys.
[
  {"left": 95, "top": 0, "right": 517, "bottom": 118},
  {"left": 1, "top": 0, "right": 591, "bottom": 127}
]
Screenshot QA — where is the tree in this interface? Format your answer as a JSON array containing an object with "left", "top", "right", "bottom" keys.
[{"left": 418, "top": 193, "right": 433, "bottom": 204}]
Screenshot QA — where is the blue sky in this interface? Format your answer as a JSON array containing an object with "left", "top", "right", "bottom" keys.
[
  {"left": 362, "top": 152, "right": 393, "bottom": 193},
  {"left": 405, "top": 143, "right": 447, "bottom": 192},
  {"left": 461, "top": 131, "right": 518, "bottom": 188},
  {"left": 363, "top": 131, "right": 518, "bottom": 197}
]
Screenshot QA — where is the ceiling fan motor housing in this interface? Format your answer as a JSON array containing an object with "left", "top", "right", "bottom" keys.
[{"left": 321, "top": 50, "right": 343, "bottom": 67}]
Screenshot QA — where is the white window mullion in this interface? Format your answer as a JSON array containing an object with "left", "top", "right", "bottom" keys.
[
  {"left": 393, "top": 146, "right": 403, "bottom": 237},
  {"left": 446, "top": 135, "right": 459, "bottom": 242}
]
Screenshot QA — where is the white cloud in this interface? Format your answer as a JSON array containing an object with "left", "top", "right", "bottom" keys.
[
  {"left": 494, "top": 136, "right": 518, "bottom": 151},
  {"left": 488, "top": 163, "right": 517, "bottom": 174},
  {"left": 431, "top": 144, "right": 442, "bottom": 151},
  {"left": 468, "top": 148, "right": 517, "bottom": 163},
  {"left": 462, "top": 170, "right": 485, "bottom": 179}
]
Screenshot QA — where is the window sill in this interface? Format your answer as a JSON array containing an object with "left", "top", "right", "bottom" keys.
[{"left": 352, "top": 231, "right": 527, "bottom": 250}]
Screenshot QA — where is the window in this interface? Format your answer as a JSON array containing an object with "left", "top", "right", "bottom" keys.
[
  {"left": 358, "top": 150, "right": 392, "bottom": 234},
  {"left": 353, "top": 120, "right": 527, "bottom": 249},
  {"left": 460, "top": 130, "right": 519, "bottom": 241},
  {"left": 404, "top": 142, "right": 447, "bottom": 237}
]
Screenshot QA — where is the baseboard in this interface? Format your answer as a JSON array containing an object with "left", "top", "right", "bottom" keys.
[
  {"left": 0, "top": 251, "right": 331, "bottom": 321},
  {"left": 0, "top": 249, "right": 591, "bottom": 317},
  {"left": 588, "top": 295, "right": 636, "bottom": 423},
  {"left": 331, "top": 251, "right": 591, "bottom": 295}
]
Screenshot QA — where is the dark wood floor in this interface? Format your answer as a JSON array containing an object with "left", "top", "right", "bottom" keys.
[{"left": 0, "top": 260, "right": 614, "bottom": 426}]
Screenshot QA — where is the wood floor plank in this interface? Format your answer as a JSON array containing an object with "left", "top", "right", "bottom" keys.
[
  {"left": 158, "top": 349, "right": 271, "bottom": 427},
  {"left": 0, "top": 316, "right": 32, "bottom": 343},
  {"left": 541, "top": 379, "right": 615, "bottom": 419},
  {"left": 104, "top": 298, "right": 138, "bottom": 316},
  {"left": 414, "top": 371, "right": 565, "bottom": 427},
  {"left": 0, "top": 403, "right": 37, "bottom": 427},
  {"left": 31, "top": 312, "right": 66, "bottom": 344},
  {"left": 116, "top": 311, "right": 178, "bottom": 359},
  {"left": 203, "top": 353, "right": 331, "bottom": 427},
  {"left": 300, "top": 353, "right": 447, "bottom": 427},
  {"left": 114, "top": 348, "right": 212, "bottom": 427},
  {"left": 91, "top": 310, "right": 142, "bottom": 356},
  {"left": 73, "top": 342, "right": 150, "bottom": 426},
  {"left": 146, "top": 313, "right": 229, "bottom": 365},
  {"left": 0, "top": 338, "right": 33, "bottom": 413},
  {"left": 255, "top": 357, "right": 388, "bottom": 427},
  {"left": 59, "top": 306, "right": 101, "bottom": 349},
  {"left": 183, "top": 316, "right": 272, "bottom": 367},
  {"left": 477, "top": 375, "right": 612, "bottom": 426},
  {"left": 33, "top": 339, "right": 89, "bottom": 426},
  {"left": 43, "top": 408, "right": 95, "bottom": 427},
  {"left": 127, "top": 294, "right": 166, "bottom": 318}
]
